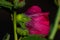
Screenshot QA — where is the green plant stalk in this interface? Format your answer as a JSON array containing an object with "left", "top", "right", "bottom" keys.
[
  {"left": 14, "top": 11, "right": 18, "bottom": 40},
  {"left": 49, "top": 7, "right": 60, "bottom": 40}
]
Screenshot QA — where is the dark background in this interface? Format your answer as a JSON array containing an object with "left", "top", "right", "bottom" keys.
[{"left": 0, "top": 0, "right": 60, "bottom": 40}]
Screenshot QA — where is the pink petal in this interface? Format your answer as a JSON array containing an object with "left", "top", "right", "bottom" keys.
[
  {"left": 25, "top": 5, "right": 42, "bottom": 15},
  {"left": 25, "top": 5, "right": 50, "bottom": 36}
]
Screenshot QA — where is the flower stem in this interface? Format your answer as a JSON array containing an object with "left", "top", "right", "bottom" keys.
[
  {"left": 49, "top": 7, "right": 60, "bottom": 40},
  {"left": 14, "top": 11, "right": 18, "bottom": 40}
]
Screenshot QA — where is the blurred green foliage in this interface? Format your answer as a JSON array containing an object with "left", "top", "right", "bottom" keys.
[
  {"left": 14, "top": 0, "right": 25, "bottom": 8},
  {"left": 0, "top": 0, "right": 13, "bottom": 10},
  {"left": 21, "top": 35, "right": 47, "bottom": 40},
  {"left": 2, "top": 33, "right": 10, "bottom": 40},
  {"left": 0, "top": 0, "right": 25, "bottom": 10},
  {"left": 17, "top": 27, "right": 29, "bottom": 35}
]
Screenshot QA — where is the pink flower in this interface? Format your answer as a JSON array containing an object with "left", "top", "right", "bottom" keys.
[
  {"left": 25, "top": 5, "right": 50, "bottom": 36},
  {"left": 25, "top": 5, "right": 42, "bottom": 15}
]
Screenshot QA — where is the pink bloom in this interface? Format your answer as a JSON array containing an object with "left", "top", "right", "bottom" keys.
[
  {"left": 25, "top": 5, "right": 42, "bottom": 15},
  {"left": 25, "top": 5, "right": 50, "bottom": 36}
]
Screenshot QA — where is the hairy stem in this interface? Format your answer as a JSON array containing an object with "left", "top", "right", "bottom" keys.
[{"left": 14, "top": 11, "right": 18, "bottom": 40}]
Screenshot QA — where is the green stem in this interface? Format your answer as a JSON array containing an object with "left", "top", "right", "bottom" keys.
[
  {"left": 49, "top": 7, "right": 60, "bottom": 40},
  {"left": 14, "top": 11, "right": 17, "bottom": 40}
]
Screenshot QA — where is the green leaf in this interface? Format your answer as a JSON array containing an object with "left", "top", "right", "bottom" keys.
[
  {"left": 21, "top": 35, "right": 47, "bottom": 40},
  {"left": 0, "top": 1, "right": 13, "bottom": 9},
  {"left": 2, "top": 33, "right": 10, "bottom": 40},
  {"left": 17, "top": 27, "right": 29, "bottom": 35}
]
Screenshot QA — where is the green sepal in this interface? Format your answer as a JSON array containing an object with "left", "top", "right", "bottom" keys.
[
  {"left": 16, "top": 13, "right": 31, "bottom": 29},
  {"left": 17, "top": 27, "right": 29, "bottom": 36},
  {"left": 16, "top": 13, "right": 31, "bottom": 23}
]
